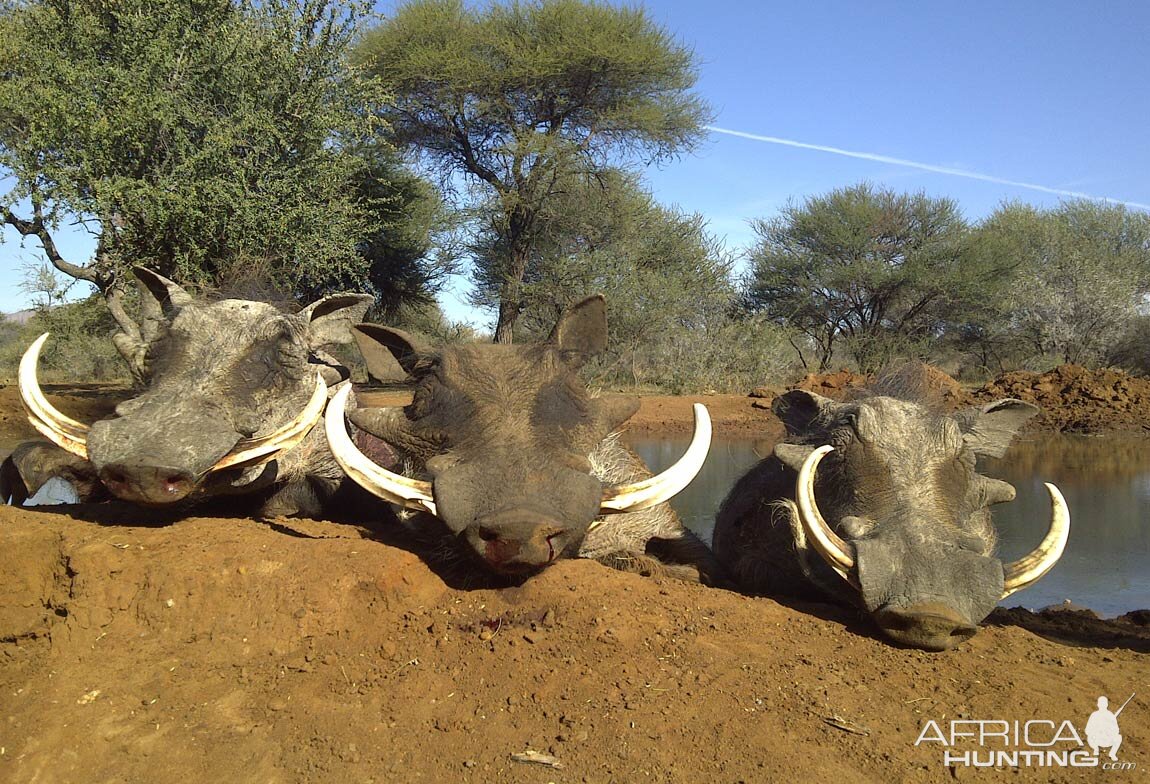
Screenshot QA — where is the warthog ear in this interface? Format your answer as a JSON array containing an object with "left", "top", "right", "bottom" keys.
[
  {"left": 594, "top": 394, "right": 640, "bottom": 433},
  {"left": 299, "top": 293, "right": 375, "bottom": 349},
  {"left": 352, "top": 323, "right": 427, "bottom": 379},
  {"left": 772, "top": 390, "right": 836, "bottom": 437},
  {"left": 134, "top": 267, "right": 194, "bottom": 322},
  {"left": 348, "top": 405, "right": 409, "bottom": 443},
  {"left": 774, "top": 442, "right": 817, "bottom": 472},
  {"left": 954, "top": 399, "right": 1039, "bottom": 458},
  {"left": 549, "top": 295, "right": 608, "bottom": 368}
]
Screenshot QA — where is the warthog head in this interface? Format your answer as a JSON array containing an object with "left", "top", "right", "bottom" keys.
[
  {"left": 325, "top": 295, "right": 710, "bottom": 576},
  {"left": 770, "top": 390, "right": 1069, "bottom": 651},
  {"left": 19, "top": 267, "right": 371, "bottom": 506}
]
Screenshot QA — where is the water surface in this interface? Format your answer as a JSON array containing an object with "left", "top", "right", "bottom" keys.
[{"left": 628, "top": 433, "right": 1150, "bottom": 616}]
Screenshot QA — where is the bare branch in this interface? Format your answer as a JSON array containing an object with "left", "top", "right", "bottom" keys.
[{"left": 3, "top": 207, "right": 107, "bottom": 287}]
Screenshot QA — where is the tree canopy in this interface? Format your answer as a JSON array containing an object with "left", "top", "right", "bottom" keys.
[
  {"left": 743, "top": 183, "right": 992, "bottom": 372},
  {"left": 957, "top": 200, "right": 1150, "bottom": 369},
  {"left": 355, "top": 0, "right": 711, "bottom": 341},
  {"left": 0, "top": 0, "right": 445, "bottom": 375},
  {"left": 472, "top": 168, "right": 731, "bottom": 344}
]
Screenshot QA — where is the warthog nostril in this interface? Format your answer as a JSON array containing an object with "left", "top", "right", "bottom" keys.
[
  {"left": 875, "top": 603, "right": 978, "bottom": 651},
  {"left": 545, "top": 531, "right": 566, "bottom": 562},
  {"left": 99, "top": 464, "right": 196, "bottom": 504},
  {"left": 161, "top": 474, "right": 189, "bottom": 495},
  {"left": 478, "top": 527, "right": 500, "bottom": 542},
  {"left": 103, "top": 469, "right": 128, "bottom": 488}
]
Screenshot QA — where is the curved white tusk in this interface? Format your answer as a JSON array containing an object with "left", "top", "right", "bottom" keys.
[
  {"left": 795, "top": 444, "right": 857, "bottom": 585},
  {"left": 599, "top": 403, "right": 712, "bottom": 514},
  {"left": 211, "top": 372, "right": 329, "bottom": 472},
  {"left": 18, "top": 332, "right": 90, "bottom": 459},
  {"left": 1001, "top": 482, "right": 1071, "bottom": 598},
  {"left": 324, "top": 384, "right": 437, "bottom": 515}
]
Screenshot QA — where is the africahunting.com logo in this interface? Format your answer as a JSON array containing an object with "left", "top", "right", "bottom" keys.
[{"left": 915, "top": 693, "right": 1136, "bottom": 770}]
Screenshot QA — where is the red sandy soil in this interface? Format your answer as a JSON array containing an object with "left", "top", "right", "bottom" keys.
[
  {"left": 975, "top": 364, "right": 1150, "bottom": 433},
  {"left": 764, "top": 364, "right": 1150, "bottom": 434},
  {"left": 2, "top": 508, "right": 1146, "bottom": 784},
  {"left": 1, "top": 376, "right": 1148, "bottom": 783}
]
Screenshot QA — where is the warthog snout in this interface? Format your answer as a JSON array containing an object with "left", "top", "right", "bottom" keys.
[
  {"left": 431, "top": 456, "right": 603, "bottom": 574},
  {"left": 98, "top": 463, "right": 196, "bottom": 505},
  {"left": 874, "top": 602, "right": 979, "bottom": 652},
  {"left": 466, "top": 508, "right": 571, "bottom": 574}
]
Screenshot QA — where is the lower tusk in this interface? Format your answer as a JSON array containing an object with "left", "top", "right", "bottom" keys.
[
  {"left": 795, "top": 444, "right": 857, "bottom": 586},
  {"left": 18, "top": 332, "right": 90, "bottom": 459},
  {"left": 324, "top": 384, "right": 437, "bottom": 515},
  {"left": 1001, "top": 482, "right": 1070, "bottom": 598},
  {"left": 599, "top": 403, "right": 712, "bottom": 514},
  {"left": 211, "top": 373, "right": 328, "bottom": 472}
]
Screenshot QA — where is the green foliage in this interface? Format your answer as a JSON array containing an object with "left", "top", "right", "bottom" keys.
[
  {"left": 743, "top": 183, "right": 988, "bottom": 373},
  {"left": 956, "top": 201, "right": 1150, "bottom": 370},
  {"left": 465, "top": 169, "right": 794, "bottom": 391},
  {"left": 358, "top": 0, "right": 708, "bottom": 169},
  {"left": 0, "top": 0, "right": 428, "bottom": 298},
  {"left": 0, "top": 294, "right": 127, "bottom": 381},
  {"left": 621, "top": 315, "right": 801, "bottom": 395},
  {"left": 297, "top": 146, "right": 458, "bottom": 313},
  {"left": 0, "top": 316, "right": 22, "bottom": 378},
  {"left": 356, "top": 0, "right": 711, "bottom": 340},
  {"left": 1107, "top": 315, "right": 1150, "bottom": 376}
]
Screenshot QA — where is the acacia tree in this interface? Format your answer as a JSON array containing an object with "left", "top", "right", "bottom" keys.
[
  {"left": 960, "top": 201, "right": 1150, "bottom": 368},
  {"left": 473, "top": 168, "right": 732, "bottom": 346},
  {"left": 743, "top": 183, "right": 991, "bottom": 372},
  {"left": 465, "top": 168, "right": 797, "bottom": 391},
  {"left": 299, "top": 145, "right": 458, "bottom": 320},
  {"left": 0, "top": 0, "right": 440, "bottom": 378},
  {"left": 355, "top": 0, "right": 710, "bottom": 342}
]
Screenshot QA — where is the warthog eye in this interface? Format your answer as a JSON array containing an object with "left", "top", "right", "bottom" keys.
[
  {"left": 273, "top": 336, "right": 306, "bottom": 372},
  {"left": 845, "top": 412, "right": 862, "bottom": 434},
  {"left": 830, "top": 425, "right": 854, "bottom": 448}
]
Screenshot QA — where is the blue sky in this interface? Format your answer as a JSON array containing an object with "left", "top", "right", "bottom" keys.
[
  {"left": 639, "top": 0, "right": 1149, "bottom": 248},
  {"left": 3, "top": 0, "right": 1149, "bottom": 323}
]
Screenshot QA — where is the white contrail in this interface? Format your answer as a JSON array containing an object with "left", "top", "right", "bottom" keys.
[{"left": 707, "top": 125, "right": 1150, "bottom": 211}]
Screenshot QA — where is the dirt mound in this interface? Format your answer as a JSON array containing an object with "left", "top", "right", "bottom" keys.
[
  {"left": 788, "top": 364, "right": 973, "bottom": 409},
  {"left": 780, "top": 364, "right": 1150, "bottom": 433},
  {"left": 987, "top": 605, "right": 1150, "bottom": 650},
  {"left": 789, "top": 369, "right": 870, "bottom": 400},
  {"left": 2, "top": 506, "right": 1145, "bottom": 782},
  {"left": 976, "top": 364, "right": 1150, "bottom": 433}
]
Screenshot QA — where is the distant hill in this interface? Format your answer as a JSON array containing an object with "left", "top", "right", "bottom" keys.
[{"left": 1, "top": 310, "right": 34, "bottom": 325}]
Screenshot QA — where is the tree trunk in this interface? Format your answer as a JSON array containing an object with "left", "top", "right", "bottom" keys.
[
  {"left": 492, "top": 212, "right": 533, "bottom": 344},
  {"left": 494, "top": 297, "right": 520, "bottom": 344},
  {"left": 788, "top": 335, "right": 810, "bottom": 372}
]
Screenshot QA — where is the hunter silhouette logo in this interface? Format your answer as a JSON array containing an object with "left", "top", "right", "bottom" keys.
[
  {"left": 915, "top": 692, "right": 1137, "bottom": 769},
  {"left": 1086, "top": 694, "right": 1133, "bottom": 762}
]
